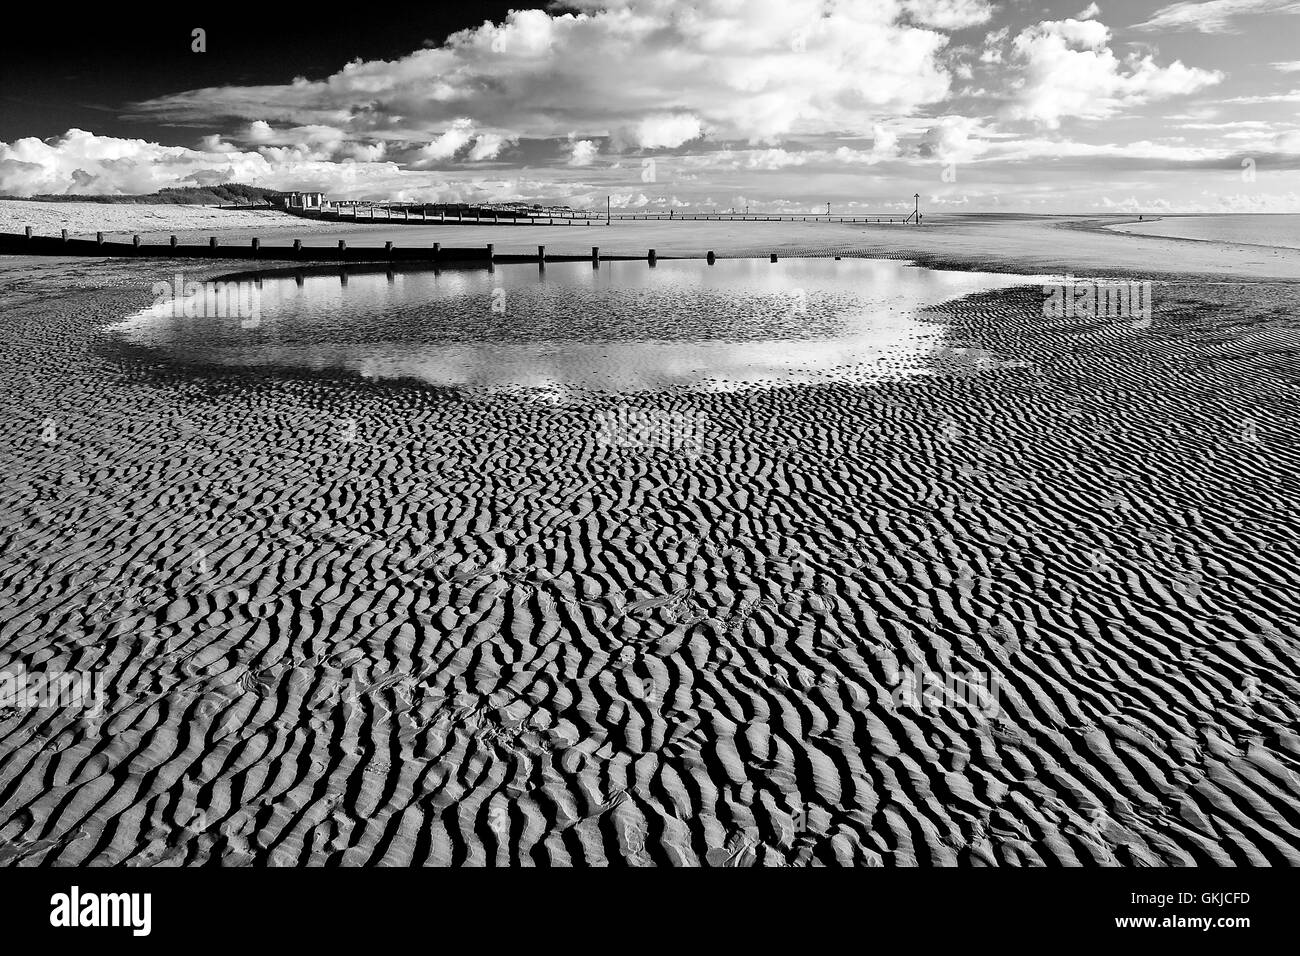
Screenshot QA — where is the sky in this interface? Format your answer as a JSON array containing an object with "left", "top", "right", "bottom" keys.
[{"left": 2, "top": 0, "right": 1298, "bottom": 213}]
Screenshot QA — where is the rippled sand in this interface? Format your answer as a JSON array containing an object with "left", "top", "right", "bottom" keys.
[{"left": 1, "top": 256, "right": 1298, "bottom": 866}]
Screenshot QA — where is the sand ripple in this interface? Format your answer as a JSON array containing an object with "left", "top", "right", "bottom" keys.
[{"left": 1, "top": 262, "right": 1298, "bottom": 866}]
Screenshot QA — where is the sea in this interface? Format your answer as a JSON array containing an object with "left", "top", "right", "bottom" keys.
[{"left": 1109, "top": 214, "right": 1300, "bottom": 250}]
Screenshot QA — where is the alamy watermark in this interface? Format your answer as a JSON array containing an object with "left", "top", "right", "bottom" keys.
[
  {"left": 1042, "top": 276, "right": 1152, "bottom": 322},
  {"left": 150, "top": 273, "right": 261, "bottom": 328},
  {"left": 1, "top": 668, "right": 103, "bottom": 717},
  {"left": 596, "top": 407, "right": 708, "bottom": 457},
  {"left": 887, "top": 662, "right": 1000, "bottom": 719},
  {"left": 50, "top": 886, "right": 150, "bottom": 936}
]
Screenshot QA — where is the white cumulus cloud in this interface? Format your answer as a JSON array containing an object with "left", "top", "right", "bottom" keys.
[
  {"left": 1008, "top": 17, "right": 1222, "bottom": 127},
  {"left": 133, "top": 0, "right": 959, "bottom": 150}
]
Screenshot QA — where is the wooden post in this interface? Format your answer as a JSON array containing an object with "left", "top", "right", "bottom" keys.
[
  {"left": 648, "top": 248, "right": 656, "bottom": 266},
  {"left": 251, "top": 238, "right": 260, "bottom": 257},
  {"left": 385, "top": 241, "right": 393, "bottom": 257},
  {"left": 24, "top": 226, "right": 32, "bottom": 239},
  {"left": 538, "top": 245, "right": 545, "bottom": 262},
  {"left": 486, "top": 243, "right": 494, "bottom": 262},
  {"left": 133, "top": 235, "right": 141, "bottom": 250},
  {"left": 707, "top": 251, "right": 716, "bottom": 265},
  {"left": 433, "top": 242, "right": 440, "bottom": 256},
  {"left": 210, "top": 237, "right": 218, "bottom": 249},
  {"left": 293, "top": 239, "right": 302, "bottom": 253},
  {"left": 771, "top": 253, "right": 777, "bottom": 262},
  {"left": 591, "top": 246, "right": 599, "bottom": 265},
  {"left": 169, "top": 235, "right": 177, "bottom": 250},
  {"left": 338, "top": 240, "right": 347, "bottom": 252},
  {"left": 97, "top": 232, "right": 104, "bottom": 245}
]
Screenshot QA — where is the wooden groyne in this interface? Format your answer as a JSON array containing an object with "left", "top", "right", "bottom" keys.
[
  {"left": 0, "top": 229, "right": 868, "bottom": 267},
  {"left": 0, "top": 230, "right": 494, "bottom": 263},
  {"left": 0, "top": 230, "right": 679, "bottom": 265}
]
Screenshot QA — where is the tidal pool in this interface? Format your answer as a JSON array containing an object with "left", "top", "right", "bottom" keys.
[{"left": 110, "top": 257, "right": 1039, "bottom": 392}]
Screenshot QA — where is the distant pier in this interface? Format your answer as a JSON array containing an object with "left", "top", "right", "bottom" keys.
[{"left": 270, "top": 205, "right": 913, "bottom": 226}]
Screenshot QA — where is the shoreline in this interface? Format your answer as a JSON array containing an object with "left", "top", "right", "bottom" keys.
[
  {"left": 2, "top": 201, "right": 1299, "bottom": 281},
  {"left": 1098, "top": 215, "right": 1300, "bottom": 254}
]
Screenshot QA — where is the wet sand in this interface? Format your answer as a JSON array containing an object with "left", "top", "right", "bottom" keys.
[{"left": 1, "top": 247, "right": 1298, "bottom": 867}]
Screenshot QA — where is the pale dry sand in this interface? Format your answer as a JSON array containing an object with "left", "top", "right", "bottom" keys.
[
  {"left": 3, "top": 200, "right": 1298, "bottom": 279},
  {"left": 0, "top": 200, "right": 296, "bottom": 239},
  {"left": 1, "top": 248, "right": 1299, "bottom": 867}
]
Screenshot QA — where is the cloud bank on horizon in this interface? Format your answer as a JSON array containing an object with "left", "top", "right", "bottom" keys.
[{"left": 3, "top": 0, "right": 1299, "bottom": 212}]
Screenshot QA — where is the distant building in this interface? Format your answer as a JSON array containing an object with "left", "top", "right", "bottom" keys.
[{"left": 271, "top": 191, "right": 325, "bottom": 211}]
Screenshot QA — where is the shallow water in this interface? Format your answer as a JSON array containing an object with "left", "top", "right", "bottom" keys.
[
  {"left": 110, "top": 258, "right": 1039, "bottom": 392},
  {"left": 1110, "top": 214, "right": 1300, "bottom": 250}
]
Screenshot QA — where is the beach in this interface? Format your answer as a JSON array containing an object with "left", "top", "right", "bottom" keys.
[
  {"left": 1, "top": 211, "right": 1299, "bottom": 867},
  {"left": 3, "top": 201, "right": 1298, "bottom": 280}
]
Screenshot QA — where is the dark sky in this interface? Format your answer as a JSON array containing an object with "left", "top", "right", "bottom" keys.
[{"left": 0, "top": 4, "right": 551, "bottom": 143}]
